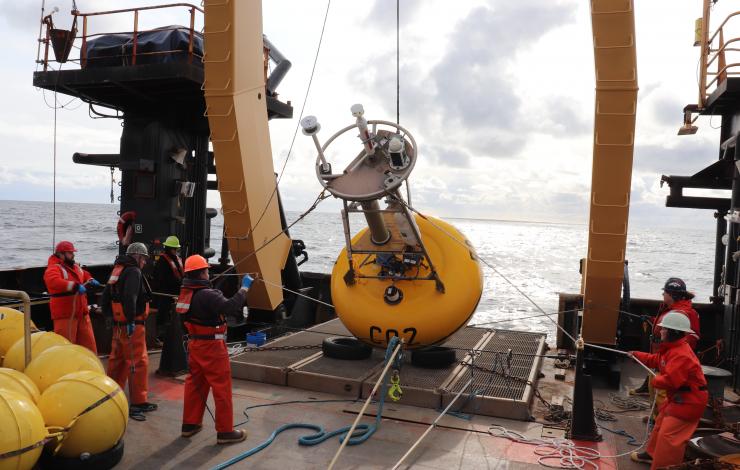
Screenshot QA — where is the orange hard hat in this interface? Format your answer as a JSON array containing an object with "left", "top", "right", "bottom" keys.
[{"left": 184, "top": 255, "right": 209, "bottom": 273}]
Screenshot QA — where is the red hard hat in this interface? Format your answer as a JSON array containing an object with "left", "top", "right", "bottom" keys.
[
  {"left": 184, "top": 255, "right": 209, "bottom": 273},
  {"left": 55, "top": 241, "right": 77, "bottom": 253}
]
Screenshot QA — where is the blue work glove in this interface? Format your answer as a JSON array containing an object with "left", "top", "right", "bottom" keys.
[
  {"left": 241, "top": 274, "right": 254, "bottom": 290},
  {"left": 126, "top": 322, "right": 135, "bottom": 337},
  {"left": 87, "top": 279, "right": 102, "bottom": 288},
  {"left": 77, "top": 284, "right": 87, "bottom": 294}
]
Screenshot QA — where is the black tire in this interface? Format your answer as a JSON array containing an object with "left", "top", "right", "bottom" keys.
[
  {"left": 322, "top": 336, "right": 372, "bottom": 360},
  {"left": 411, "top": 346, "right": 456, "bottom": 369},
  {"left": 40, "top": 439, "right": 124, "bottom": 470}
]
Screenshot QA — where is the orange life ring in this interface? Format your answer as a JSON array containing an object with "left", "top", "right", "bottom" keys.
[{"left": 117, "top": 211, "right": 136, "bottom": 245}]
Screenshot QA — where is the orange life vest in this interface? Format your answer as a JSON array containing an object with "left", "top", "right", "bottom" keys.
[
  {"left": 108, "top": 264, "right": 149, "bottom": 323},
  {"left": 160, "top": 253, "right": 183, "bottom": 281},
  {"left": 176, "top": 285, "right": 225, "bottom": 327}
]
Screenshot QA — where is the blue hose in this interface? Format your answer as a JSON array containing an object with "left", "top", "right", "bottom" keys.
[{"left": 210, "top": 337, "right": 401, "bottom": 470}]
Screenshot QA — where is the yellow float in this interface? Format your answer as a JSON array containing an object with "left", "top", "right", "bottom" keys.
[
  {"left": 24, "top": 344, "right": 104, "bottom": 392},
  {"left": 0, "top": 390, "right": 47, "bottom": 470},
  {"left": 3, "top": 331, "right": 70, "bottom": 371},
  {"left": 0, "top": 307, "right": 37, "bottom": 359},
  {"left": 0, "top": 367, "right": 41, "bottom": 403},
  {"left": 332, "top": 215, "right": 483, "bottom": 348},
  {"left": 37, "top": 370, "right": 128, "bottom": 458}
]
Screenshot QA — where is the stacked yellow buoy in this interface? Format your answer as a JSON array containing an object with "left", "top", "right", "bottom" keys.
[
  {"left": 3, "top": 331, "right": 70, "bottom": 371},
  {"left": 38, "top": 370, "right": 128, "bottom": 457},
  {"left": 0, "top": 318, "right": 127, "bottom": 468},
  {"left": 24, "top": 344, "right": 105, "bottom": 392},
  {"left": 0, "top": 367, "right": 40, "bottom": 403},
  {"left": 0, "top": 390, "right": 47, "bottom": 470},
  {"left": 0, "top": 307, "right": 37, "bottom": 361}
]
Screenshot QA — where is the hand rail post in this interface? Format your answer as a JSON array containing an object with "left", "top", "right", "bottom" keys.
[
  {"left": 81, "top": 15, "right": 88, "bottom": 68},
  {"left": 188, "top": 7, "right": 195, "bottom": 63},
  {"left": 699, "top": 0, "right": 712, "bottom": 107},
  {"left": 132, "top": 10, "right": 139, "bottom": 65}
]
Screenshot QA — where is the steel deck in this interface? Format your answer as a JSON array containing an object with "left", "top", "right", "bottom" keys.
[{"left": 230, "top": 319, "right": 547, "bottom": 420}]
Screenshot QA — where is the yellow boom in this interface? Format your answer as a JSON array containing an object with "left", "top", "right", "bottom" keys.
[
  {"left": 202, "top": 0, "right": 291, "bottom": 310},
  {"left": 581, "top": 0, "right": 638, "bottom": 344}
]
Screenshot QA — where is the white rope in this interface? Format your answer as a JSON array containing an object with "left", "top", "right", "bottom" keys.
[
  {"left": 327, "top": 339, "right": 404, "bottom": 470},
  {"left": 390, "top": 378, "right": 474, "bottom": 470},
  {"left": 488, "top": 393, "right": 656, "bottom": 469}
]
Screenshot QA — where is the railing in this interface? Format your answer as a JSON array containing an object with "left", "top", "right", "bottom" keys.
[
  {"left": 699, "top": 9, "right": 740, "bottom": 107},
  {"left": 37, "top": 3, "right": 204, "bottom": 72}
]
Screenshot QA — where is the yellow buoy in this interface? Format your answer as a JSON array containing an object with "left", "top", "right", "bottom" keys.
[
  {"left": 0, "top": 390, "right": 47, "bottom": 470},
  {"left": 3, "top": 331, "right": 70, "bottom": 371},
  {"left": 0, "top": 307, "right": 36, "bottom": 358},
  {"left": 0, "top": 367, "right": 41, "bottom": 403},
  {"left": 332, "top": 215, "right": 483, "bottom": 348},
  {"left": 37, "top": 371, "right": 128, "bottom": 458},
  {"left": 24, "top": 344, "right": 104, "bottom": 392}
]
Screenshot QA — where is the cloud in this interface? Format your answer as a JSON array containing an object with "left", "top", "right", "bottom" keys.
[
  {"left": 651, "top": 95, "right": 685, "bottom": 127},
  {"left": 354, "top": 1, "right": 578, "bottom": 164},
  {"left": 633, "top": 138, "right": 718, "bottom": 175},
  {"left": 363, "top": 0, "right": 424, "bottom": 31},
  {"left": 0, "top": 1, "right": 42, "bottom": 30}
]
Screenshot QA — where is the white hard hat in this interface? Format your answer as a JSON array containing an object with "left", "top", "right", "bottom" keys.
[{"left": 658, "top": 311, "right": 692, "bottom": 333}]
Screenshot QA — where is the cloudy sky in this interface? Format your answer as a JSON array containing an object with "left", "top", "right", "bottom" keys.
[{"left": 0, "top": 0, "right": 733, "bottom": 227}]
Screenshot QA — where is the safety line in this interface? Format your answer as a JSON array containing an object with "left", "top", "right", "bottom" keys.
[
  {"left": 390, "top": 377, "right": 473, "bottom": 470},
  {"left": 327, "top": 337, "right": 403, "bottom": 470}
]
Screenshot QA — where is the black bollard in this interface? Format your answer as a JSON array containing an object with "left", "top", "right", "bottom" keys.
[
  {"left": 156, "top": 301, "right": 188, "bottom": 376},
  {"left": 568, "top": 342, "right": 602, "bottom": 441}
]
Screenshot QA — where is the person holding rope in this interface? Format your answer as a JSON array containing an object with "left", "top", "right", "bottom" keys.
[
  {"left": 631, "top": 277, "right": 700, "bottom": 397},
  {"left": 178, "top": 254, "right": 252, "bottom": 445},
  {"left": 629, "top": 311, "right": 708, "bottom": 469},
  {"left": 101, "top": 242, "right": 157, "bottom": 421},
  {"left": 43, "top": 240, "right": 102, "bottom": 353}
]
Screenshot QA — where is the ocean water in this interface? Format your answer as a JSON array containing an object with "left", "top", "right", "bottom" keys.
[{"left": 0, "top": 200, "right": 717, "bottom": 340}]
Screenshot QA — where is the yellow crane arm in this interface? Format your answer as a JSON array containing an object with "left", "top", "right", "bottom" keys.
[
  {"left": 581, "top": 0, "right": 639, "bottom": 344},
  {"left": 203, "top": 0, "right": 291, "bottom": 310}
]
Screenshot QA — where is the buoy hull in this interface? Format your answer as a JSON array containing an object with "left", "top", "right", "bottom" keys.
[
  {"left": 24, "top": 344, "right": 104, "bottom": 392},
  {"left": 37, "top": 371, "right": 128, "bottom": 458},
  {"left": 3, "top": 331, "right": 70, "bottom": 371},
  {"left": 0, "top": 391, "right": 46, "bottom": 470},
  {"left": 331, "top": 215, "right": 483, "bottom": 349}
]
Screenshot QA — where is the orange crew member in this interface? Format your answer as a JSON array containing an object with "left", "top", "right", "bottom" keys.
[
  {"left": 655, "top": 278, "right": 700, "bottom": 348},
  {"left": 629, "top": 311, "right": 708, "bottom": 470},
  {"left": 178, "top": 254, "right": 251, "bottom": 445},
  {"left": 101, "top": 242, "right": 157, "bottom": 421},
  {"left": 43, "top": 241, "right": 100, "bottom": 353}
]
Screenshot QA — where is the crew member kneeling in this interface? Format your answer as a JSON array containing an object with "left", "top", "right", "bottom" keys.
[
  {"left": 178, "top": 255, "right": 252, "bottom": 445},
  {"left": 630, "top": 311, "right": 708, "bottom": 470}
]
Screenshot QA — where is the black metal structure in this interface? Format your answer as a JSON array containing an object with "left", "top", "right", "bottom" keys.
[
  {"left": 29, "top": 21, "right": 325, "bottom": 338},
  {"left": 660, "top": 77, "right": 740, "bottom": 388}
]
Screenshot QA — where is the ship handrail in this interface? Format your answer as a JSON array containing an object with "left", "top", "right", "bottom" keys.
[
  {"left": 699, "top": 9, "right": 740, "bottom": 106},
  {"left": 38, "top": 3, "right": 204, "bottom": 71}
]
